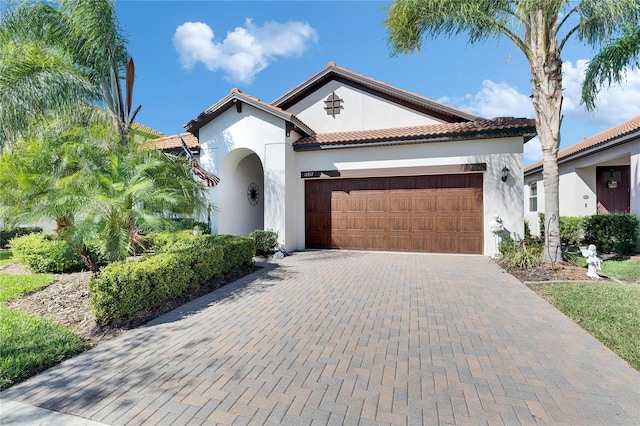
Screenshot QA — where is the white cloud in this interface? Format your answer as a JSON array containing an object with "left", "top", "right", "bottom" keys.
[
  {"left": 561, "top": 60, "right": 640, "bottom": 125},
  {"left": 445, "top": 60, "right": 640, "bottom": 165},
  {"left": 524, "top": 136, "right": 542, "bottom": 164},
  {"left": 173, "top": 19, "right": 318, "bottom": 84},
  {"left": 448, "top": 80, "right": 535, "bottom": 119}
]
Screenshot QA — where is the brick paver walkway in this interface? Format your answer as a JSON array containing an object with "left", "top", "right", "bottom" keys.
[{"left": 1, "top": 251, "right": 639, "bottom": 425}]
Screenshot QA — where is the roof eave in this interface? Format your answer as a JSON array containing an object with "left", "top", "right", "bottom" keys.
[
  {"left": 274, "top": 66, "right": 480, "bottom": 123},
  {"left": 184, "top": 93, "right": 314, "bottom": 137},
  {"left": 524, "top": 129, "right": 640, "bottom": 177},
  {"left": 294, "top": 129, "right": 536, "bottom": 152}
]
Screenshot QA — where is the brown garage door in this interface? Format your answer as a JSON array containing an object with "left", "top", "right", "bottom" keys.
[{"left": 305, "top": 174, "right": 483, "bottom": 254}]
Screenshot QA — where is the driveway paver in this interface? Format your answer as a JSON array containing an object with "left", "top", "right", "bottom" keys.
[{"left": 1, "top": 250, "right": 639, "bottom": 425}]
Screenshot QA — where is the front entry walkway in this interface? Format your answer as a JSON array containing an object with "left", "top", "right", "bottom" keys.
[{"left": 1, "top": 251, "right": 639, "bottom": 425}]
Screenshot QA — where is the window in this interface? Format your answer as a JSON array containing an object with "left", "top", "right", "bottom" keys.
[{"left": 528, "top": 182, "right": 538, "bottom": 212}]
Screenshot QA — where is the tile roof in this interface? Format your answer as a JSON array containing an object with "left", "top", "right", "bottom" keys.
[
  {"left": 184, "top": 88, "right": 314, "bottom": 137},
  {"left": 131, "top": 122, "right": 165, "bottom": 137},
  {"left": 272, "top": 61, "right": 481, "bottom": 123},
  {"left": 524, "top": 115, "right": 640, "bottom": 174},
  {"left": 146, "top": 133, "right": 199, "bottom": 151},
  {"left": 293, "top": 117, "right": 536, "bottom": 150}
]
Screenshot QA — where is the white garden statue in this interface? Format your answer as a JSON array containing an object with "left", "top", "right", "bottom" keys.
[
  {"left": 580, "top": 244, "right": 602, "bottom": 279},
  {"left": 489, "top": 214, "right": 508, "bottom": 256}
]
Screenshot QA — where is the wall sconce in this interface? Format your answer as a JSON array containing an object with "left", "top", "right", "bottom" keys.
[{"left": 501, "top": 166, "right": 510, "bottom": 182}]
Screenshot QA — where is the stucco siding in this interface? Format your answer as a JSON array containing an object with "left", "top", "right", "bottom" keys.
[
  {"left": 199, "top": 105, "right": 287, "bottom": 239},
  {"left": 286, "top": 81, "right": 443, "bottom": 134}
]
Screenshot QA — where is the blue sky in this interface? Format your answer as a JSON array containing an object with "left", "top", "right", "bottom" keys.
[{"left": 115, "top": 1, "right": 640, "bottom": 165}]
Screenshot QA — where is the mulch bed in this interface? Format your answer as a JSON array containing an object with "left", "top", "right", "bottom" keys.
[
  {"left": 500, "top": 260, "right": 608, "bottom": 284},
  {"left": 2, "top": 263, "right": 261, "bottom": 345}
]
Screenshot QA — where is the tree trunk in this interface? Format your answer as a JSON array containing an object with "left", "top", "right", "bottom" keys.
[
  {"left": 527, "top": 10, "right": 563, "bottom": 262},
  {"left": 80, "top": 244, "right": 99, "bottom": 274}
]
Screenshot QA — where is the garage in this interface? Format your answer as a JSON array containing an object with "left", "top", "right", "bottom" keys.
[{"left": 305, "top": 174, "right": 483, "bottom": 254}]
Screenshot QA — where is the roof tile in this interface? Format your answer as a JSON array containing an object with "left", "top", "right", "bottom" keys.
[
  {"left": 525, "top": 115, "right": 640, "bottom": 172},
  {"left": 294, "top": 117, "right": 536, "bottom": 148},
  {"left": 147, "top": 133, "right": 199, "bottom": 150}
]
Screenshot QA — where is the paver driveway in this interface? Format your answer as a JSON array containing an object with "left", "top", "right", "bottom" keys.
[{"left": 1, "top": 251, "right": 639, "bottom": 425}]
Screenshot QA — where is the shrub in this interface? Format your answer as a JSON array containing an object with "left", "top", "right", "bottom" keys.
[
  {"left": 149, "top": 230, "right": 195, "bottom": 252},
  {"left": 88, "top": 234, "right": 255, "bottom": 325},
  {"left": 538, "top": 213, "right": 586, "bottom": 247},
  {"left": 582, "top": 214, "right": 639, "bottom": 255},
  {"left": 538, "top": 213, "right": 545, "bottom": 238},
  {"left": 157, "top": 218, "right": 210, "bottom": 234},
  {"left": 496, "top": 235, "right": 543, "bottom": 270},
  {"left": 9, "top": 233, "right": 84, "bottom": 273},
  {"left": 559, "top": 216, "right": 585, "bottom": 247},
  {"left": 0, "top": 227, "right": 42, "bottom": 249},
  {"left": 249, "top": 229, "right": 279, "bottom": 256},
  {"left": 213, "top": 235, "right": 256, "bottom": 273}
]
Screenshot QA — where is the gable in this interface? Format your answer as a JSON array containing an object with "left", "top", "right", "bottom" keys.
[
  {"left": 282, "top": 79, "right": 446, "bottom": 134},
  {"left": 273, "top": 62, "right": 479, "bottom": 123}
]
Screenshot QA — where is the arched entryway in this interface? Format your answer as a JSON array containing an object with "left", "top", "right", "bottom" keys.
[{"left": 218, "top": 149, "right": 264, "bottom": 236}]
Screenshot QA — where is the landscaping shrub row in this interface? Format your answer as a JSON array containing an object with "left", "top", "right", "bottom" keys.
[
  {"left": 8, "top": 233, "right": 85, "bottom": 273},
  {"left": 0, "top": 227, "right": 42, "bottom": 249},
  {"left": 538, "top": 213, "right": 639, "bottom": 254},
  {"left": 88, "top": 234, "right": 255, "bottom": 325}
]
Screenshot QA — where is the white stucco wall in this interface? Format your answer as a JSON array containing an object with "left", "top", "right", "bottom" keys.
[
  {"left": 294, "top": 137, "right": 525, "bottom": 257},
  {"left": 286, "top": 81, "right": 443, "bottom": 134},
  {"left": 199, "top": 105, "right": 289, "bottom": 241}
]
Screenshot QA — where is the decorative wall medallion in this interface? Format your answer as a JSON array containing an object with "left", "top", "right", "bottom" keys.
[
  {"left": 324, "top": 92, "right": 344, "bottom": 117},
  {"left": 247, "top": 183, "right": 259, "bottom": 206}
]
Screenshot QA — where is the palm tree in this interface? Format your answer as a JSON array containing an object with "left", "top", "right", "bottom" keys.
[
  {"left": 69, "top": 141, "right": 207, "bottom": 270},
  {"left": 0, "top": 1, "right": 208, "bottom": 271},
  {"left": 0, "top": 0, "right": 129, "bottom": 150},
  {"left": 385, "top": 0, "right": 640, "bottom": 261},
  {"left": 0, "top": 120, "right": 207, "bottom": 271}
]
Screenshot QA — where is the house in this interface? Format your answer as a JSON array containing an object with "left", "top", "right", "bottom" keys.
[
  {"left": 524, "top": 115, "right": 640, "bottom": 236},
  {"left": 169, "top": 62, "right": 537, "bottom": 256}
]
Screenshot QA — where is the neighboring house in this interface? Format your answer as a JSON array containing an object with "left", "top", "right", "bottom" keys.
[
  {"left": 168, "top": 62, "right": 536, "bottom": 256},
  {"left": 524, "top": 115, "right": 640, "bottom": 236}
]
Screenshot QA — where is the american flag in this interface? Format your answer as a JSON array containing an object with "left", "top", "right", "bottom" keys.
[{"left": 181, "top": 137, "right": 220, "bottom": 187}]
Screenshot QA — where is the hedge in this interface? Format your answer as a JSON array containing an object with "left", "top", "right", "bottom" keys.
[
  {"left": 88, "top": 234, "right": 255, "bottom": 325},
  {"left": 538, "top": 213, "right": 638, "bottom": 255},
  {"left": 582, "top": 214, "right": 639, "bottom": 255},
  {"left": 9, "top": 233, "right": 84, "bottom": 273},
  {"left": 0, "top": 227, "right": 42, "bottom": 249}
]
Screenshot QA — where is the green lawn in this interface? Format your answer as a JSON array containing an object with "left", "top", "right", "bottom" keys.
[
  {"left": 0, "top": 271, "right": 87, "bottom": 390},
  {"left": 0, "top": 250, "right": 14, "bottom": 267},
  {"left": 600, "top": 258, "right": 640, "bottom": 283},
  {"left": 0, "top": 272, "right": 53, "bottom": 302},
  {"left": 535, "top": 281, "right": 640, "bottom": 371}
]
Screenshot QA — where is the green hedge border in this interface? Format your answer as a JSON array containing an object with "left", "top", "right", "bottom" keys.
[{"left": 88, "top": 234, "right": 255, "bottom": 325}]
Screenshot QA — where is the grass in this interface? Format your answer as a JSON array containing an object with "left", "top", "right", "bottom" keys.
[
  {"left": 600, "top": 258, "right": 640, "bottom": 283},
  {"left": 0, "top": 250, "right": 14, "bottom": 267},
  {"left": 564, "top": 253, "right": 639, "bottom": 283},
  {"left": 0, "top": 271, "right": 87, "bottom": 390},
  {"left": 0, "top": 272, "right": 53, "bottom": 302},
  {"left": 535, "top": 281, "right": 640, "bottom": 371}
]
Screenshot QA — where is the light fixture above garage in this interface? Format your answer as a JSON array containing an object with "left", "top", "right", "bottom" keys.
[{"left": 501, "top": 166, "right": 510, "bottom": 182}]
